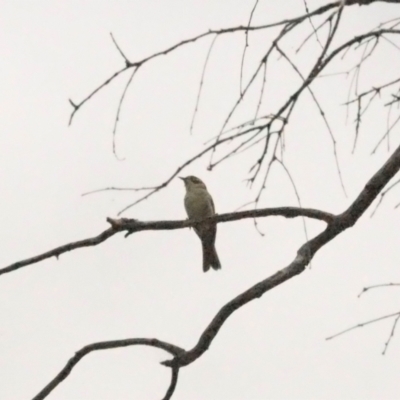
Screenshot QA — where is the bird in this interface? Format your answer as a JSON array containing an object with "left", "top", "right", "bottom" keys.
[{"left": 180, "top": 176, "right": 221, "bottom": 272}]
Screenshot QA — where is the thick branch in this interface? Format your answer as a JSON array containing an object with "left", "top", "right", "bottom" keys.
[{"left": 1, "top": 207, "right": 332, "bottom": 277}]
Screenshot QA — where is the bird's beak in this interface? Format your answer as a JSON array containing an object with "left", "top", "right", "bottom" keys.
[{"left": 179, "top": 177, "right": 186, "bottom": 181}]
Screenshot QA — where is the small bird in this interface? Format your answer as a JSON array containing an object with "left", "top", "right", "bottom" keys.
[{"left": 180, "top": 176, "right": 221, "bottom": 272}]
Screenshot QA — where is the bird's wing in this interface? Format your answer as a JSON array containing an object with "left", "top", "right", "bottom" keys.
[{"left": 209, "top": 193, "right": 215, "bottom": 214}]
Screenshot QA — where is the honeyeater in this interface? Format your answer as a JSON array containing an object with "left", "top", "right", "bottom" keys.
[{"left": 180, "top": 176, "right": 221, "bottom": 272}]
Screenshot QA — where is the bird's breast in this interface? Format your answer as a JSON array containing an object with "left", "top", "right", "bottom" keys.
[{"left": 184, "top": 189, "right": 214, "bottom": 220}]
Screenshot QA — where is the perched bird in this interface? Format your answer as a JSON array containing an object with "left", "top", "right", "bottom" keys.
[{"left": 180, "top": 176, "right": 221, "bottom": 272}]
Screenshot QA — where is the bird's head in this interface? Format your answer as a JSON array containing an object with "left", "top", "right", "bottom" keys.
[{"left": 180, "top": 176, "right": 207, "bottom": 191}]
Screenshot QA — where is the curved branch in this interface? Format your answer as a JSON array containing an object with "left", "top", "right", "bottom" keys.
[
  {"left": 0, "top": 207, "right": 333, "bottom": 277},
  {"left": 32, "top": 338, "right": 184, "bottom": 400}
]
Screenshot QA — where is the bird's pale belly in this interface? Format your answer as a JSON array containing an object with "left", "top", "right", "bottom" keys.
[{"left": 184, "top": 192, "right": 213, "bottom": 220}]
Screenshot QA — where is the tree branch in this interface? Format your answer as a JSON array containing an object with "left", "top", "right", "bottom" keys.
[
  {"left": 7, "top": 134, "right": 400, "bottom": 281},
  {"left": 32, "top": 142, "right": 400, "bottom": 398},
  {"left": 1, "top": 207, "right": 333, "bottom": 277},
  {"left": 163, "top": 143, "right": 400, "bottom": 367}
]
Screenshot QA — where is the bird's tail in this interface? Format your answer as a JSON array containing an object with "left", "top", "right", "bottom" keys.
[{"left": 202, "top": 242, "right": 221, "bottom": 272}]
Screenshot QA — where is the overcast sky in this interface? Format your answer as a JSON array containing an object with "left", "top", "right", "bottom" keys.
[{"left": 1, "top": 1, "right": 400, "bottom": 399}]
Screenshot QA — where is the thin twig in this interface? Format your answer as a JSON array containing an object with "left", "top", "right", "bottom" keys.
[
  {"left": 358, "top": 282, "right": 400, "bottom": 297},
  {"left": 190, "top": 35, "right": 218, "bottom": 135},
  {"left": 69, "top": 1, "right": 344, "bottom": 125},
  {"left": 276, "top": 158, "right": 309, "bottom": 247},
  {"left": 117, "top": 125, "right": 263, "bottom": 215},
  {"left": 254, "top": 61, "right": 268, "bottom": 122},
  {"left": 112, "top": 67, "right": 139, "bottom": 159},
  {"left": 326, "top": 311, "right": 400, "bottom": 342},
  {"left": 370, "top": 177, "right": 400, "bottom": 216},
  {"left": 240, "top": 0, "right": 260, "bottom": 95},
  {"left": 275, "top": 43, "right": 346, "bottom": 197},
  {"left": 302, "top": 0, "right": 324, "bottom": 48},
  {"left": 82, "top": 186, "right": 157, "bottom": 197},
  {"left": 296, "top": 12, "right": 333, "bottom": 53},
  {"left": 383, "top": 313, "right": 400, "bottom": 354},
  {"left": 371, "top": 113, "right": 400, "bottom": 154},
  {"left": 69, "top": 67, "right": 130, "bottom": 125},
  {"left": 110, "top": 32, "right": 131, "bottom": 65}
]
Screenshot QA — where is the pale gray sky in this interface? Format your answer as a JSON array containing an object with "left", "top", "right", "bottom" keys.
[{"left": 1, "top": 1, "right": 400, "bottom": 399}]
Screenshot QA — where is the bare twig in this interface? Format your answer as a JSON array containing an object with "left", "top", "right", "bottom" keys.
[
  {"left": 302, "top": 0, "right": 324, "bottom": 49},
  {"left": 276, "top": 158, "right": 309, "bottom": 245},
  {"left": 110, "top": 32, "right": 131, "bottom": 65},
  {"left": 254, "top": 61, "right": 268, "bottom": 121},
  {"left": 326, "top": 311, "right": 400, "bottom": 342},
  {"left": 358, "top": 282, "right": 400, "bottom": 296},
  {"left": 69, "top": 4, "right": 400, "bottom": 216},
  {"left": 275, "top": 43, "right": 346, "bottom": 196},
  {"left": 371, "top": 113, "right": 400, "bottom": 154},
  {"left": 251, "top": 137, "right": 282, "bottom": 235},
  {"left": 207, "top": 128, "right": 265, "bottom": 170},
  {"left": 116, "top": 124, "right": 264, "bottom": 215},
  {"left": 370, "top": 177, "right": 400, "bottom": 216},
  {"left": 296, "top": 11, "right": 333, "bottom": 53},
  {"left": 381, "top": 34, "right": 400, "bottom": 52},
  {"left": 69, "top": 66, "right": 130, "bottom": 126},
  {"left": 345, "top": 77, "right": 400, "bottom": 106},
  {"left": 82, "top": 185, "right": 157, "bottom": 197},
  {"left": 383, "top": 313, "right": 400, "bottom": 354},
  {"left": 240, "top": 0, "right": 260, "bottom": 95},
  {"left": 243, "top": 7, "right": 348, "bottom": 199},
  {"left": 190, "top": 35, "right": 218, "bottom": 135},
  {"left": 112, "top": 67, "right": 140, "bottom": 159},
  {"left": 349, "top": 38, "right": 380, "bottom": 152},
  {"left": 69, "top": 1, "right": 344, "bottom": 126}
]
